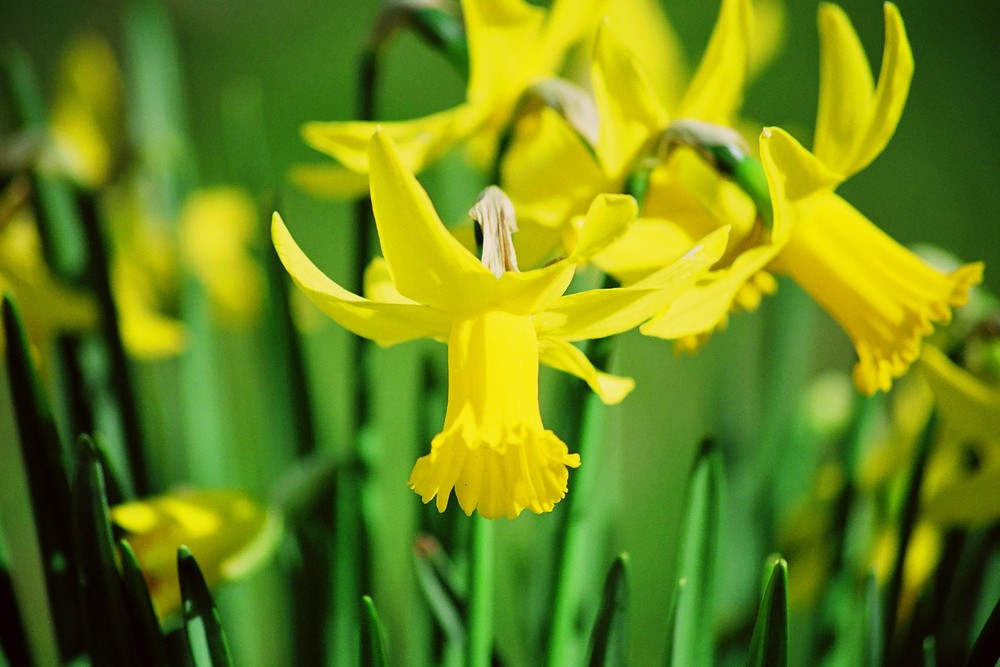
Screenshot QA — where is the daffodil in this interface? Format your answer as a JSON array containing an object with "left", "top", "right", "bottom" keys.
[
  {"left": 301, "top": 0, "right": 609, "bottom": 184},
  {"left": 0, "top": 189, "right": 97, "bottom": 355},
  {"left": 758, "top": 125, "right": 982, "bottom": 396},
  {"left": 111, "top": 488, "right": 281, "bottom": 619},
  {"left": 273, "top": 131, "right": 727, "bottom": 518}
]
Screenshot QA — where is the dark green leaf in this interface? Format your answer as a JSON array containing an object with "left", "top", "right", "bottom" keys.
[
  {"left": 72, "top": 437, "right": 139, "bottom": 665},
  {"left": 178, "top": 546, "right": 233, "bottom": 667},
  {"left": 586, "top": 554, "right": 630, "bottom": 667},
  {"left": 118, "top": 540, "right": 168, "bottom": 667},
  {"left": 361, "top": 595, "right": 389, "bottom": 667},
  {"left": 747, "top": 557, "right": 788, "bottom": 667},
  {"left": 2, "top": 295, "right": 82, "bottom": 661},
  {"left": 965, "top": 594, "right": 1000, "bottom": 667},
  {"left": 667, "top": 440, "right": 723, "bottom": 667},
  {"left": 0, "top": 557, "right": 31, "bottom": 666}
]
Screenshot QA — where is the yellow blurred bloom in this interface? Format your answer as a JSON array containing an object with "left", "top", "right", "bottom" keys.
[
  {"left": 301, "top": 0, "right": 610, "bottom": 189},
  {"left": 48, "top": 34, "right": 124, "bottom": 189},
  {"left": 273, "top": 131, "right": 727, "bottom": 518},
  {"left": 111, "top": 488, "right": 281, "bottom": 619},
  {"left": 0, "top": 181, "right": 97, "bottom": 354},
  {"left": 179, "top": 188, "right": 264, "bottom": 326}
]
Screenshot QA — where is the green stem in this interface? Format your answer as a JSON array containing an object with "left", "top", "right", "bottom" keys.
[
  {"left": 467, "top": 516, "right": 494, "bottom": 667},
  {"left": 884, "top": 411, "right": 937, "bottom": 657}
]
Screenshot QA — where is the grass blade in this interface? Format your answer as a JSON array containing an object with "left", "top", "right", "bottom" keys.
[
  {"left": 747, "top": 557, "right": 788, "bottom": 667},
  {"left": 361, "top": 595, "right": 389, "bottom": 667},
  {"left": 72, "top": 437, "right": 139, "bottom": 665},
  {"left": 118, "top": 539, "right": 168, "bottom": 667},
  {"left": 178, "top": 546, "right": 233, "bottom": 667},
  {"left": 414, "top": 533, "right": 466, "bottom": 656},
  {"left": 2, "top": 295, "right": 81, "bottom": 661},
  {"left": 586, "top": 554, "right": 630, "bottom": 667},
  {"left": 667, "top": 440, "right": 723, "bottom": 667},
  {"left": 964, "top": 594, "right": 1000, "bottom": 667}
]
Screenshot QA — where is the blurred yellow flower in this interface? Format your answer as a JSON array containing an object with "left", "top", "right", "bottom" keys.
[
  {"left": 273, "top": 131, "right": 727, "bottom": 518},
  {"left": 111, "top": 488, "right": 281, "bottom": 619},
  {"left": 179, "top": 187, "right": 264, "bottom": 326},
  {"left": 0, "top": 191, "right": 97, "bottom": 354}
]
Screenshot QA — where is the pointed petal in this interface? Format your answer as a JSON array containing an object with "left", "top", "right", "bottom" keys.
[
  {"left": 272, "top": 213, "right": 451, "bottom": 345},
  {"left": 640, "top": 243, "right": 781, "bottom": 340},
  {"left": 538, "top": 336, "right": 635, "bottom": 405},
  {"left": 539, "top": 0, "right": 608, "bottom": 71},
  {"left": 464, "top": 0, "right": 546, "bottom": 105},
  {"left": 760, "top": 127, "right": 842, "bottom": 243},
  {"left": 602, "top": 0, "right": 689, "bottom": 113},
  {"left": 592, "top": 21, "right": 667, "bottom": 178},
  {"left": 567, "top": 194, "right": 638, "bottom": 262},
  {"left": 851, "top": 3, "right": 913, "bottom": 175},
  {"left": 302, "top": 104, "right": 481, "bottom": 175},
  {"left": 535, "top": 227, "right": 728, "bottom": 341},
  {"left": 813, "top": 3, "right": 912, "bottom": 177},
  {"left": 289, "top": 163, "right": 370, "bottom": 200},
  {"left": 368, "top": 131, "right": 497, "bottom": 313},
  {"left": 677, "top": 0, "right": 752, "bottom": 125}
]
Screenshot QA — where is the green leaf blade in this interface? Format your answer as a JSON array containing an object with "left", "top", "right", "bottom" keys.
[{"left": 747, "top": 557, "right": 788, "bottom": 667}]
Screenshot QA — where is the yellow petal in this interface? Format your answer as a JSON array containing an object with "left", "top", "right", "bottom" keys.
[
  {"left": 536, "top": 226, "right": 728, "bottom": 341},
  {"left": 566, "top": 193, "right": 639, "bottom": 263},
  {"left": 772, "top": 193, "right": 983, "bottom": 396},
  {"left": 464, "top": 0, "right": 546, "bottom": 107},
  {"left": 591, "top": 218, "right": 697, "bottom": 285},
  {"left": 640, "top": 243, "right": 781, "bottom": 340},
  {"left": 502, "top": 106, "right": 609, "bottom": 229},
  {"left": 368, "top": 131, "right": 496, "bottom": 313},
  {"left": 592, "top": 21, "right": 667, "bottom": 178},
  {"left": 759, "top": 127, "right": 842, "bottom": 243},
  {"left": 813, "top": 3, "right": 912, "bottom": 177},
  {"left": 272, "top": 213, "right": 451, "bottom": 345},
  {"left": 408, "top": 311, "right": 579, "bottom": 519},
  {"left": 302, "top": 104, "right": 481, "bottom": 175},
  {"left": 601, "top": 0, "right": 688, "bottom": 114},
  {"left": 919, "top": 345, "right": 1000, "bottom": 443},
  {"left": 496, "top": 260, "right": 575, "bottom": 316},
  {"left": 677, "top": 0, "right": 752, "bottom": 125},
  {"left": 289, "top": 163, "right": 370, "bottom": 200},
  {"left": 538, "top": 336, "right": 635, "bottom": 405}
]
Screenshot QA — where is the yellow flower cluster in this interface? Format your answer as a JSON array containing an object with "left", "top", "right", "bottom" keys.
[{"left": 279, "top": 0, "right": 982, "bottom": 518}]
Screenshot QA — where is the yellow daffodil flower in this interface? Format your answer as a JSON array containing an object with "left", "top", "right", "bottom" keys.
[
  {"left": 301, "top": 0, "right": 609, "bottom": 182},
  {"left": 111, "top": 488, "right": 281, "bottom": 619},
  {"left": 758, "top": 125, "right": 982, "bottom": 396},
  {"left": 273, "top": 131, "right": 727, "bottom": 518}
]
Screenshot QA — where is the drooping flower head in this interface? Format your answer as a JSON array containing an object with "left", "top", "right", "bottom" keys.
[{"left": 273, "top": 130, "right": 727, "bottom": 518}]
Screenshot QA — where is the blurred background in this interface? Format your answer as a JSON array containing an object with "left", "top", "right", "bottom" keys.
[{"left": 2, "top": 0, "right": 998, "bottom": 665}]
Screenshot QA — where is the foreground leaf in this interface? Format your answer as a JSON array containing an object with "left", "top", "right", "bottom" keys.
[
  {"left": 747, "top": 557, "right": 788, "bottom": 667},
  {"left": 586, "top": 554, "right": 630, "bottom": 667},
  {"left": 178, "top": 546, "right": 233, "bottom": 667}
]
